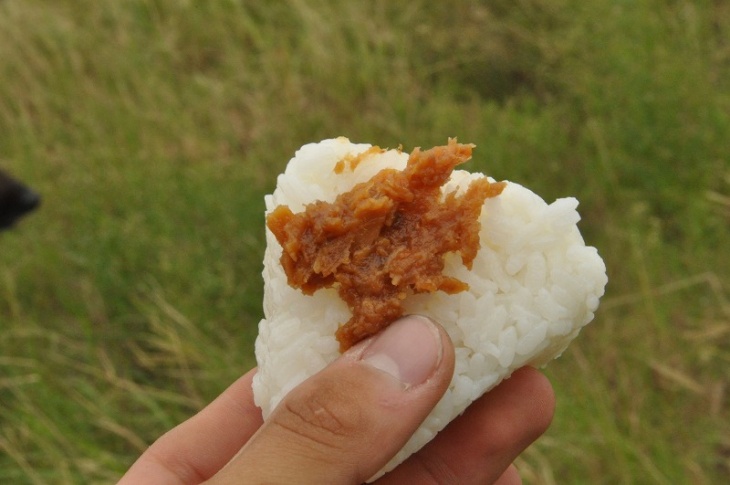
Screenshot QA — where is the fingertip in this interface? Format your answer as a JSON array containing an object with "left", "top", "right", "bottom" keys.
[
  {"left": 509, "top": 367, "right": 556, "bottom": 438},
  {"left": 494, "top": 464, "right": 522, "bottom": 485}
]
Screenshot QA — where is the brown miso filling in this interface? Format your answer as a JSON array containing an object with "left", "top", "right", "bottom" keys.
[{"left": 267, "top": 139, "right": 506, "bottom": 352}]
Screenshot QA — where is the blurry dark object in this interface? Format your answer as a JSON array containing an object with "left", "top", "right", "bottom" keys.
[{"left": 0, "top": 169, "right": 41, "bottom": 231}]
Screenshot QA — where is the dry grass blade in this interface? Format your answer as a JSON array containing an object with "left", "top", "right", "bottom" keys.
[
  {"left": 0, "top": 434, "right": 46, "bottom": 485},
  {"left": 602, "top": 272, "right": 728, "bottom": 312},
  {"left": 0, "top": 374, "right": 40, "bottom": 389},
  {"left": 648, "top": 360, "right": 706, "bottom": 395},
  {"left": 682, "top": 322, "right": 730, "bottom": 341},
  {"left": 94, "top": 418, "right": 148, "bottom": 453}
]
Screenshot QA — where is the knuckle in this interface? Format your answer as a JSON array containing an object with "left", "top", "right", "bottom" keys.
[{"left": 274, "top": 374, "right": 367, "bottom": 450}]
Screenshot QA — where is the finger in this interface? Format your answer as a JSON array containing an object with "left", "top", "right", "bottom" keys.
[
  {"left": 376, "top": 367, "right": 554, "bottom": 485},
  {"left": 208, "top": 315, "right": 455, "bottom": 485},
  {"left": 494, "top": 464, "right": 522, "bottom": 485},
  {"left": 118, "top": 368, "right": 263, "bottom": 485}
]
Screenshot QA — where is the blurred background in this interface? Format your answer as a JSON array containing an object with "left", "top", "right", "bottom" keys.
[{"left": 0, "top": 1, "right": 728, "bottom": 483}]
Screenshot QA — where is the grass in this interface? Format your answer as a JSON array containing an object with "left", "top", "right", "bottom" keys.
[{"left": 0, "top": 0, "right": 728, "bottom": 483}]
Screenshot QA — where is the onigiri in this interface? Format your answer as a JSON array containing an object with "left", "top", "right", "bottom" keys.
[{"left": 253, "top": 137, "right": 607, "bottom": 480}]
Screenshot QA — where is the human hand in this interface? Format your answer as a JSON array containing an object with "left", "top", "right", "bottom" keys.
[{"left": 118, "top": 315, "right": 555, "bottom": 484}]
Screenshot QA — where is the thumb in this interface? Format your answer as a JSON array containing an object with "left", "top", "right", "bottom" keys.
[{"left": 208, "top": 315, "right": 455, "bottom": 485}]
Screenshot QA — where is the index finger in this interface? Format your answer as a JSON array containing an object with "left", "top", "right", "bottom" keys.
[
  {"left": 118, "top": 368, "right": 262, "bottom": 485},
  {"left": 375, "top": 367, "right": 555, "bottom": 484}
]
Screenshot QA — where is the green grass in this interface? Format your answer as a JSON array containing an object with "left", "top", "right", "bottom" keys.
[{"left": 1, "top": 0, "right": 728, "bottom": 483}]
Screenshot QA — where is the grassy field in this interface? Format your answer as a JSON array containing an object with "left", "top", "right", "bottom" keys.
[{"left": 0, "top": 0, "right": 728, "bottom": 483}]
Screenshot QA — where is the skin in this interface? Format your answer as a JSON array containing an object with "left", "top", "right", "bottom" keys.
[{"left": 118, "top": 316, "right": 555, "bottom": 484}]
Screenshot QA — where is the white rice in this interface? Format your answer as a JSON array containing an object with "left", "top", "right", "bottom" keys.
[{"left": 253, "top": 137, "right": 608, "bottom": 480}]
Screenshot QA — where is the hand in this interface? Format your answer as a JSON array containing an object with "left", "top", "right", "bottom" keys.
[{"left": 118, "top": 315, "right": 555, "bottom": 484}]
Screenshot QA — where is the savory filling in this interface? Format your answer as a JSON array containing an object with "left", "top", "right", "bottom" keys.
[{"left": 267, "top": 139, "right": 506, "bottom": 351}]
